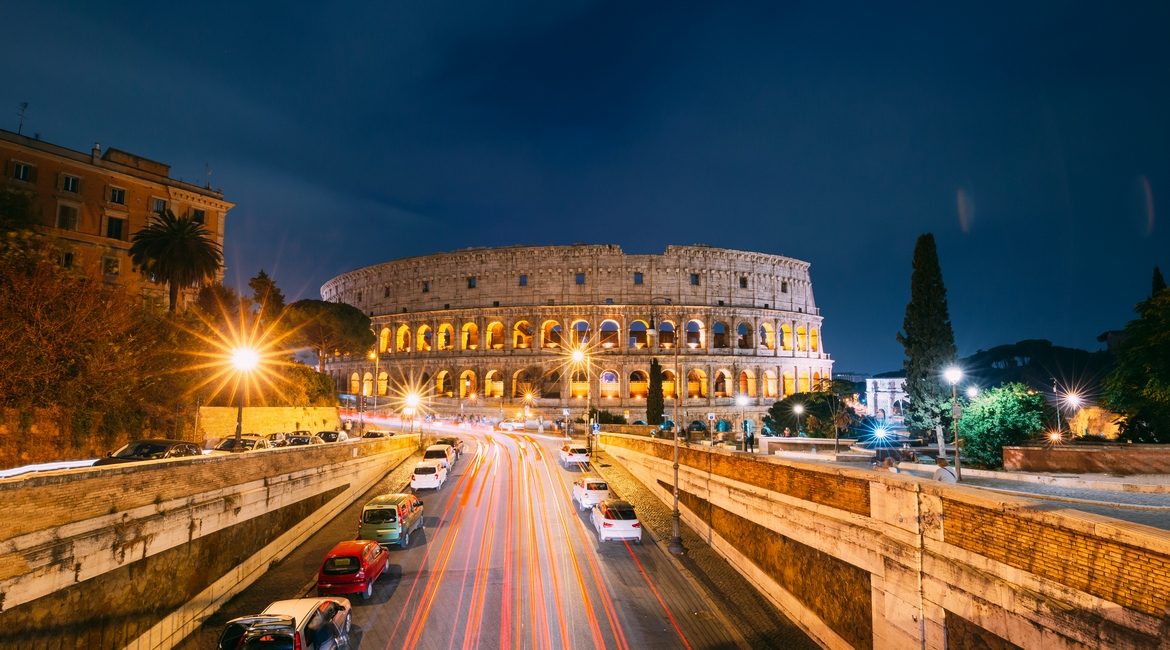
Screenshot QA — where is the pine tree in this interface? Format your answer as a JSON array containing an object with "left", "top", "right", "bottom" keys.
[
  {"left": 896, "top": 233, "right": 958, "bottom": 438},
  {"left": 1153, "top": 266, "right": 1166, "bottom": 297},
  {"left": 647, "top": 358, "right": 665, "bottom": 425},
  {"left": 249, "top": 269, "right": 286, "bottom": 324}
]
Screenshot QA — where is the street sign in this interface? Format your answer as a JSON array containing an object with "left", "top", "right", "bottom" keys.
[
  {"left": 707, "top": 412, "right": 716, "bottom": 422},
  {"left": 592, "top": 423, "right": 600, "bottom": 432},
  {"left": 562, "top": 408, "right": 570, "bottom": 416}
]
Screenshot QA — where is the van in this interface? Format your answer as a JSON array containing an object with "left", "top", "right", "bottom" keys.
[
  {"left": 357, "top": 493, "right": 423, "bottom": 547},
  {"left": 423, "top": 444, "right": 455, "bottom": 470}
]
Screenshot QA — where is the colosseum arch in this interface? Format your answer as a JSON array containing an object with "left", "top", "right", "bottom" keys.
[
  {"left": 570, "top": 319, "right": 591, "bottom": 346},
  {"left": 599, "top": 370, "right": 620, "bottom": 399},
  {"left": 377, "top": 371, "right": 388, "bottom": 397},
  {"left": 810, "top": 328, "right": 820, "bottom": 352},
  {"left": 759, "top": 322, "right": 775, "bottom": 350},
  {"left": 484, "top": 370, "right": 504, "bottom": 398},
  {"left": 349, "top": 372, "right": 360, "bottom": 395},
  {"left": 378, "top": 327, "right": 391, "bottom": 354},
  {"left": 570, "top": 369, "right": 588, "bottom": 398},
  {"left": 416, "top": 325, "right": 433, "bottom": 352},
  {"left": 798, "top": 369, "right": 810, "bottom": 393},
  {"left": 797, "top": 326, "right": 808, "bottom": 351},
  {"left": 687, "top": 369, "right": 708, "bottom": 398},
  {"left": 628, "top": 370, "right": 648, "bottom": 398},
  {"left": 485, "top": 321, "right": 505, "bottom": 350},
  {"left": 599, "top": 320, "right": 621, "bottom": 349},
  {"left": 628, "top": 320, "right": 650, "bottom": 349},
  {"left": 395, "top": 324, "right": 411, "bottom": 352},
  {"left": 712, "top": 321, "right": 729, "bottom": 349},
  {"left": 362, "top": 372, "right": 373, "bottom": 397},
  {"left": 435, "top": 370, "right": 452, "bottom": 397},
  {"left": 437, "top": 323, "right": 455, "bottom": 351},
  {"left": 738, "top": 370, "right": 757, "bottom": 397},
  {"left": 513, "top": 320, "right": 534, "bottom": 349},
  {"left": 685, "top": 320, "right": 704, "bottom": 348},
  {"left": 459, "top": 370, "right": 477, "bottom": 398},
  {"left": 462, "top": 322, "right": 479, "bottom": 350},
  {"left": 663, "top": 369, "right": 678, "bottom": 398},
  {"left": 763, "top": 370, "right": 779, "bottom": 398},
  {"left": 713, "top": 369, "right": 732, "bottom": 398},
  {"left": 781, "top": 324, "right": 794, "bottom": 351},
  {"left": 659, "top": 320, "right": 678, "bottom": 348},
  {"left": 736, "top": 322, "right": 753, "bottom": 349},
  {"left": 783, "top": 370, "right": 796, "bottom": 396},
  {"left": 541, "top": 320, "right": 562, "bottom": 348}
]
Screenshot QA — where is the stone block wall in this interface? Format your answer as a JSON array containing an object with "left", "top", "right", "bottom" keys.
[
  {"left": 1002, "top": 445, "right": 1170, "bottom": 475},
  {"left": 196, "top": 406, "right": 341, "bottom": 442},
  {"left": 600, "top": 433, "right": 1170, "bottom": 649},
  {"left": 0, "top": 434, "right": 418, "bottom": 649}
]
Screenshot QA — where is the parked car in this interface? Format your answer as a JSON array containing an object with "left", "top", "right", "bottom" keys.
[
  {"left": 410, "top": 460, "right": 447, "bottom": 490},
  {"left": 434, "top": 436, "right": 464, "bottom": 458},
  {"left": 423, "top": 444, "right": 455, "bottom": 470},
  {"left": 495, "top": 419, "right": 524, "bottom": 431},
  {"left": 559, "top": 444, "right": 591, "bottom": 467},
  {"left": 286, "top": 432, "right": 326, "bottom": 446},
  {"left": 212, "top": 434, "right": 270, "bottom": 454},
  {"left": 318, "top": 430, "right": 350, "bottom": 443},
  {"left": 94, "top": 439, "right": 202, "bottom": 466},
  {"left": 362, "top": 429, "right": 393, "bottom": 439},
  {"left": 316, "top": 540, "right": 389, "bottom": 600},
  {"left": 590, "top": 499, "right": 642, "bottom": 543},
  {"left": 358, "top": 493, "right": 424, "bottom": 547},
  {"left": 218, "top": 597, "right": 351, "bottom": 650},
  {"left": 571, "top": 477, "right": 610, "bottom": 511}
]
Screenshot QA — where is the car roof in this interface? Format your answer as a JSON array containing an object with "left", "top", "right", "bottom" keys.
[
  {"left": 124, "top": 438, "right": 189, "bottom": 446},
  {"left": 415, "top": 460, "right": 442, "bottom": 469},
  {"left": 326, "top": 540, "right": 375, "bottom": 556},
  {"left": 365, "top": 493, "right": 413, "bottom": 507},
  {"left": 260, "top": 598, "right": 335, "bottom": 623},
  {"left": 425, "top": 444, "right": 452, "bottom": 451},
  {"left": 599, "top": 499, "right": 633, "bottom": 509}
]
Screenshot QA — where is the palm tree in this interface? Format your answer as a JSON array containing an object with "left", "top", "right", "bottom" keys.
[{"left": 129, "top": 209, "right": 223, "bottom": 312}]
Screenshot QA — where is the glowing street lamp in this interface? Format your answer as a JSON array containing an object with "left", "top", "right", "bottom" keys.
[
  {"left": 965, "top": 385, "right": 979, "bottom": 399},
  {"left": 404, "top": 391, "right": 421, "bottom": 434},
  {"left": 944, "top": 365, "right": 963, "bottom": 481},
  {"left": 736, "top": 394, "right": 749, "bottom": 451},
  {"left": 793, "top": 403, "right": 805, "bottom": 435},
  {"left": 230, "top": 346, "right": 259, "bottom": 443}
]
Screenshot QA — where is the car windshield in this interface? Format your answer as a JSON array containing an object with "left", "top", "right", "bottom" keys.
[
  {"left": 243, "top": 632, "right": 296, "bottom": 650},
  {"left": 605, "top": 506, "right": 637, "bottom": 520},
  {"left": 363, "top": 508, "right": 396, "bottom": 523},
  {"left": 414, "top": 466, "right": 436, "bottom": 475},
  {"left": 216, "top": 438, "right": 256, "bottom": 451},
  {"left": 114, "top": 442, "right": 168, "bottom": 459},
  {"left": 570, "top": 448, "right": 588, "bottom": 455},
  {"left": 323, "top": 556, "right": 361, "bottom": 575},
  {"left": 586, "top": 482, "right": 608, "bottom": 491},
  {"left": 319, "top": 432, "right": 338, "bottom": 442},
  {"left": 424, "top": 450, "right": 447, "bottom": 459},
  {"left": 287, "top": 437, "right": 310, "bottom": 445}
]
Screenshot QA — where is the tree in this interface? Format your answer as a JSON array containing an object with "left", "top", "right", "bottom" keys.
[
  {"left": 1153, "top": 266, "right": 1167, "bottom": 297},
  {"left": 646, "top": 358, "right": 665, "bottom": 425},
  {"left": 195, "top": 283, "right": 249, "bottom": 324},
  {"left": 0, "top": 189, "right": 38, "bottom": 233},
  {"left": 958, "top": 383, "right": 1045, "bottom": 467},
  {"left": 763, "top": 392, "right": 860, "bottom": 438},
  {"left": 896, "top": 233, "right": 958, "bottom": 439},
  {"left": 285, "top": 299, "right": 373, "bottom": 372},
  {"left": 249, "top": 269, "right": 286, "bottom": 325},
  {"left": 129, "top": 209, "right": 223, "bottom": 313},
  {"left": 1103, "top": 289, "right": 1170, "bottom": 442}
]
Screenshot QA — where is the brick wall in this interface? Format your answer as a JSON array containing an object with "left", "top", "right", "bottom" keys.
[
  {"left": 196, "top": 406, "right": 340, "bottom": 441},
  {"left": 1002, "top": 444, "right": 1170, "bottom": 474}
]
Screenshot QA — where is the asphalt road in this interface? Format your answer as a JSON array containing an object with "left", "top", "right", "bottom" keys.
[{"left": 181, "top": 427, "right": 804, "bottom": 649}]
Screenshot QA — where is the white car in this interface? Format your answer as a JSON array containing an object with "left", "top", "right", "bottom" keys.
[
  {"left": 411, "top": 460, "right": 447, "bottom": 490},
  {"left": 571, "top": 477, "right": 610, "bottom": 511},
  {"left": 219, "top": 597, "right": 351, "bottom": 650},
  {"left": 496, "top": 420, "right": 524, "bottom": 431},
  {"left": 590, "top": 499, "right": 642, "bottom": 543},
  {"left": 559, "top": 444, "right": 591, "bottom": 467},
  {"left": 423, "top": 444, "right": 455, "bottom": 470}
]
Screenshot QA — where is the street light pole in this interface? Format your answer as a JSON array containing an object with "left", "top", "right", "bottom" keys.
[
  {"left": 230, "top": 347, "right": 259, "bottom": 444},
  {"left": 945, "top": 366, "right": 963, "bottom": 481},
  {"left": 647, "top": 296, "right": 686, "bottom": 556},
  {"left": 793, "top": 403, "right": 804, "bottom": 436}
]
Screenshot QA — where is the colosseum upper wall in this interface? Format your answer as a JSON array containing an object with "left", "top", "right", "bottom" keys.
[{"left": 321, "top": 244, "right": 832, "bottom": 429}]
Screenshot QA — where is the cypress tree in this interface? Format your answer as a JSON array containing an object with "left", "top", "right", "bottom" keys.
[
  {"left": 1153, "top": 266, "right": 1166, "bottom": 296},
  {"left": 896, "top": 233, "right": 958, "bottom": 438},
  {"left": 646, "top": 358, "right": 665, "bottom": 425}
]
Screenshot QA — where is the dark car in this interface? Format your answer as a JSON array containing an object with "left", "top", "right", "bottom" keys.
[
  {"left": 435, "top": 436, "right": 464, "bottom": 458},
  {"left": 318, "top": 430, "right": 350, "bottom": 443},
  {"left": 212, "top": 435, "right": 271, "bottom": 454},
  {"left": 362, "top": 429, "right": 393, "bottom": 439},
  {"left": 94, "top": 439, "right": 202, "bottom": 466},
  {"left": 286, "top": 433, "right": 325, "bottom": 446}
]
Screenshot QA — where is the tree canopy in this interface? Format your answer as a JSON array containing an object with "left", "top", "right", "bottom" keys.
[
  {"left": 0, "top": 189, "right": 38, "bottom": 233},
  {"left": 285, "top": 299, "right": 374, "bottom": 371},
  {"left": 646, "top": 358, "right": 665, "bottom": 425},
  {"left": 1103, "top": 288, "right": 1170, "bottom": 442},
  {"left": 764, "top": 391, "right": 860, "bottom": 438},
  {"left": 249, "top": 269, "right": 286, "bottom": 325},
  {"left": 897, "top": 233, "right": 958, "bottom": 438},
  {"left": 129, "top": 209, "right": 223, "bottom": 312},
  {"left": 958, "top": 382, "right": 1045, "bottom": 467}
]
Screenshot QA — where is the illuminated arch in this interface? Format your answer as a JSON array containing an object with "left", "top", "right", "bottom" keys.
[
  {"left": 760, "top": 322, "right": 776, "bottom": 350},
  {"left": 783, "top": 370, "right": 796, "bottom": 397},
  {"left": 416, "top": 324, "right": 433, "bottom": 352},
  {"left": 378, "top": 327, "right": 391, "bottom": 354},
  {"left": 736, "top": 322, "right": 753, "bottom": 349},
  {"left": 797, "top": 326, "right": 808, "bottom": 352},
  {"left": 349, "top": 372, "right": 360, "bottom": 395},
  {"left": 663, "top": 369, "right": 678, "bottom": 399},
  {"left": 712, "top": 321, "right": 729, "bottom": 349},
  {"left": 484, "top": 370, "right": 503, "bottom": 398},
  {"left": 810, "top": 328, "right": 820, "bottom": 352},
  {"left": 781, "top": 324, "right": 794, "bottom": 351},
  {"left": 570, "top": 319, "right": 591, "bottom": 345},
  {"left": 798, "top": 369, "right": 810, "bottom": 393},
  {"left": 362, "top": 372, "right": 373, "bottom": 397},
  {"left": 437, "top": 323, "right": 455, "bottom": 351},
  {"left": 763, "top": 370, "right": 779, "bottom": 398},
  {"left": 599, "top": 369, "right": 620, "bottom": 399},
  {"left": 395, "top": 324, "right": 411, "bottom": 353},
  {"left": 599, "top": 320, "right": 621, "bottom": 349},
  {"left": 377, "top": 371, "right": 388, "bottom": 397},
  {"left": 713, "top": 369, "right": 732, "bottom": 398},
  {"left": 628, "top": 370, "right": 649, "bottom": 399},
  {"left": 658, "top": 320, "right": 678, "bottom": 348},
  {"left": 461, "top": 322, "right": 479, "bottom": 350},
  {"left": 459, "top": 370, "right": 477, "bottom": 398},
  {"left": 570, "top": 369, "right": 589, "bottom": 398},
  {"left": 738, "top": 370, "right": 756, "bottom": 397},
  {"left": 513, "top": 320, "right": 534, "bottom": 349},
  {"left": 628, "top": 320, "right": 650, "bottom": 349},
  {"left": 486, "top": 321, "right": 505, "bottom": 350},
  {"left": 541, "top": 320, "right": 563, "bottom": 348},
  {"left": 435, "top": 370, "right": 452, "bottom": 397},
  {"left": 685, "top": 320, "right": 705, "bottom": 348},
  {"left": 686, "top": 369, "right": 708, "bottom": 399}
]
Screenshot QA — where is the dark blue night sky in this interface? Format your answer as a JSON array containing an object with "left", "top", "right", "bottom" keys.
[{"left": 5, "top": 2, "right": 1168, "bottom": 373}]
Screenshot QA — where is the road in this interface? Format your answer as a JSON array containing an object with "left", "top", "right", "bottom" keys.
[{"left": 181, "top": 426, "right": 808, "bottom": 649}]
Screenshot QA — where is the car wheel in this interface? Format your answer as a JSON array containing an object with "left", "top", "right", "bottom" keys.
[
  {"left": 401, "top": 529, "right": 410, "bottom": 547},
  {"left": 362, "top": 579, "right": 373, "bottom": 600}
]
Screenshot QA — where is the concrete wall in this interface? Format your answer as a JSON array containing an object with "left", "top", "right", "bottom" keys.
[
  {"left": 0, "top": 434, "right": 419, "bottom": 649},
  {"left": 1003, "top": 445, "right": 1170, "bottom": 475},
  {"left": 197, "top": 406, "right": 341, "bottom": 442},
  {"left": 600, "top": 433, "right": 1170, "bottom": 650}
]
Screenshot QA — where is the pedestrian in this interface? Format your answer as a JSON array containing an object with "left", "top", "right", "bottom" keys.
[
  {"left": 783, "top": 427, "right": 791, "bottom": 438},
  {"left": 932, "top": 457, "right": 957, "bottom": 483},
  {"left": 882, "top": 457, "right": 900, "bottom": 474},
  {"left": 747, "top": 430, "right": 755, "bottom": 453}
]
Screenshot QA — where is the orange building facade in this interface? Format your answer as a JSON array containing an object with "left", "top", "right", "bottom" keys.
[{"left": 1, "top": 128, "right": 233, "bottom": 306}]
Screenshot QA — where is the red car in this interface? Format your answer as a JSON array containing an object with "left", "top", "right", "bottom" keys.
[{"left": 316, "top": 540, "right": 390, "bottom": 600}]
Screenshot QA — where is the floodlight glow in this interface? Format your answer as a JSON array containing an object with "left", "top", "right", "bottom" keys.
[
  {"left": 405, "top": 392, "right": 421, "bottom": 409},
  {"left": 736, "top": 394, "right": 748, "bottom": 407},
  {"left": 1065, "top": 393, "right": 1083, "bottom": 408},
  {"left": 944, "top": 366, "right": 962, "bottom": 385},
  {"left": 966, "top": 386, "right": 979, "bottom": 399},
  {"left": 231, "top": 347, "right": 259, "bottom": 373},
  {"left": 1048, "top": 431, "right": 1063, "bottom": 443},
  {"left": 793, "top": 404, "right": 804, "bottom": 415},
  {"left": 571, "top": 349, "right": 585, "bottom": 364},
  {"left": 874, "top": 426, "right": 888, "bottom": 439}
]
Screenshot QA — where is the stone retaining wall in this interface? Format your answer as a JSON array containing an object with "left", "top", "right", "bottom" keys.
[
  {"left": 600, "top": 433, "right": 1170, "bottom": 649},
  {"left": 1003, "top": 444, "right": 1170, "bottom": 475}
]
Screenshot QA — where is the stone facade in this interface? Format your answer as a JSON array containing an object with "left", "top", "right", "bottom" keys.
[
  {"left": 0, "top": 128, "right": 233, "bottom": 308},
  {"left": 866, "top": 376, "right": 908, "bottom": 420},
  {"left": 321, "top": 244, "right": 833, "bottom": 424}
]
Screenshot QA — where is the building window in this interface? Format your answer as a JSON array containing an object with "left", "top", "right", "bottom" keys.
[
  {"left": 467, "top": 276, "right": 477, "bottom": 289},
  {"left": 62, "top": 174, "right": 80, "bottom": 193},
  {"left": 12, "top": 162, "right": 34, "bottom": 182},
  {"left": 634, "top": 272, "right": 644, "bottom": 285},
  {"left": 781, "top": 281, "right": 788, "bottom": 293},
  {"left": 105, "top": 216, "right": 126, "bottom": 241},
  {"left": 739, "top": 276, "right": 748, "bottom": 289},
  {"left": 519, "top": 274, "right": 528, "bottom": 286},
  {"left": 690, "top": 273, "right": 700, "bottom": 286},
  {"left": 56, "top": 205, "right": 79, "bottom": 230},
  {"left": 102, "top": 256, "right": 120, "bottom": 277},
  {"left": 575, "top": 272, "right": 585, "bottom": 285},
  {"left": 384, "top": 287, "right": 390, "bottom": 298},
  {"left": 110, "top": 187, "right": 126, "bottom": 205},
  {"left": 151, "top": 197, "right": 167, "bottom": 214},
  {"left": 191, "top": 208, "right": 205, "bottom": 223},
  {"left": 60, "top": 252, "right": 74, "bottom": 269},
  {"left": 605, "top": 298, "right": 614, "bottom": 305},
  {"left": 422, "top": 280, "right": 430, "bottom": 293}
]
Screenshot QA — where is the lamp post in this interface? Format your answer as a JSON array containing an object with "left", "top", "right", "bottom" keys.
[
  {"left": 571, "top": 347, "right": 593, "bottom": 452},
  {"left": 368, "top": 349, "right": 379, "bottom": 412},
  {"left": 793, "top": 403, "right": 804, "bottom": 436},
  {"left": 944, "top": 366, "right": 963, "bottom": 481},
  {"left": 736, "top": 393, "right": 749, "bottom": 451},
  {"left": 646, "top": 297, "right": 685, "bottom": 555},
  {"left": 405, "top": 391, "right": 420, "bottom": 436},
  {"left": 230, "top": 347, "right": 259, "bottom": 444}
]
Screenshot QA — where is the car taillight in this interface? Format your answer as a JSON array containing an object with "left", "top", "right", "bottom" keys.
[
  {"left": 355, "top": 569, "right": 365, "bottom": 580},
  {"left": 603, "top": 522, "right": 613, "bottom": 527},
  {"left": 632, "top": 522, "right": 640, "bottom": 528},
  {"left": 294, "top": 633, "right": 302, "bottom": 650}
]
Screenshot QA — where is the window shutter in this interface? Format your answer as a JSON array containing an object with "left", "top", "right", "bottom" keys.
[{"left": 27, "top": 166, "right": 37, "bottom": 184}]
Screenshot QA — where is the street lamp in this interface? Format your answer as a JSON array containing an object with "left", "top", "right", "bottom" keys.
[
  {"left": 570, "top": 346, "right": 593, "bottom": 451},
  {"left": 736, "top": 393, "right": 749, "bottom": 451},
  {"left": 793, "top": 403, "right": 804, "bottom": 436},
  {"left": 944, "top": 365, "right": 963, "bottom": 481},
  {"left": 368, "top": 349, "right": 379, "bottom": 412},
  {"left": 230, "top": 346, "right": 259, "bottom": 443},
  {"left": 646, "top": 297, "right": 685, "bottom": 555},
  {"left": 404, "top": 391, "right": 421, "bottom": 435}
]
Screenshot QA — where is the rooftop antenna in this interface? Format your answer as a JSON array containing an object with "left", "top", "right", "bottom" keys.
[
  {"left": 17, "top": 102, "right": 28, "bottom": 135},
  {"left": 205, "top": 162, "right": 212, "bottom": 189}
]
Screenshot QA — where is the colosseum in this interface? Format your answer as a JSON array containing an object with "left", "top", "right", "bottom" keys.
[{"left": 320, "top": 244, "right": 832, "bottom": 430}]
